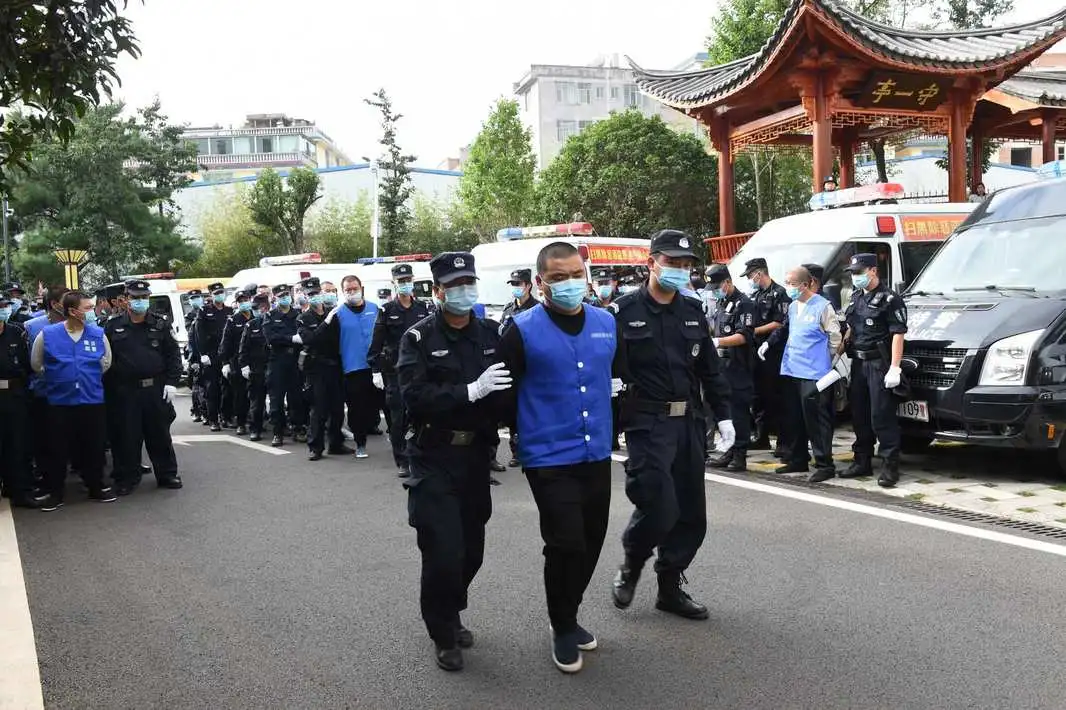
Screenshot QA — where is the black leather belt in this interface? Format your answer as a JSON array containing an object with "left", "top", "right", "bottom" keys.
[
  {"left": 854, "top": 350, "right": 882, "bottom": 361},
  {"left": 0, "top": 378, "right": 24, "bottom": 391},
  {"left": 138, "top": 378, "right": 157, "bottom": 388},
  {"left": 632, "top": 399, "right": 690, "bottom": 417},
  {"left": 416, "top": 424, "right": 479, "bottom": 447}
]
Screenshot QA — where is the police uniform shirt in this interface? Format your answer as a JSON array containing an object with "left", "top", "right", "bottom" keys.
[
  {"left": 753, "top": 280, "right": 791, "bottom": 340},
  {"left": 846, "top": 282, "right": 908, "bottom": 351},
  {"left": 0, "top": 322, "right": 31, "bottom": 381},
  {"left": 262, "top": 307, "right": 301, "bottom": 354},
  {"left": 500, "top": 293, "right": 537, "bottom": 328},
  {"left": 368, "top": 297, "right": 431, "bottom": 373},
  {"left": 238, "top": 313, "right": 269, "bottom": 371},
  {"left": 609, "top": 287, "right": 730, "bottom": 422},
  {"left": 220, "top": 309, "right": 255, "bottom": 366},
  {"left": 105, "top": 312, "right": 182, "bottom": 385},
  {"left": 194, "top": 303, "right": 233, "bottom": 357},
  {"left": 712, "top": 288, "right": 756, "bottom": 372}
]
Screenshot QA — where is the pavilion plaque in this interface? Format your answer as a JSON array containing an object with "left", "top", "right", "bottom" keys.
[{"left": 857, "top": 73, "right": 947, "bottom": 111}]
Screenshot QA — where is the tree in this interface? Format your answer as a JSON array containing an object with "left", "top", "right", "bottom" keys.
[
  {"left": 306, "top": 195, "right": 373, "bottom": 263},
  {"left": 706, "top": 0, "right": 790, "bottom": 65},
  {"left": 937, "top": 0, "right": 1014, "bottom": 28},
  {"left": 364, "top": 89, "right": 416, "bottom": 255},
  {"left": 184, "top": 191, "right": 286, "bottom": 277},
  {"left": 457, "top": 98, "right": 536, "bottom": 241},
  {"left": 0, "top": 1, "right": 140, "bottom": 187},
  {"left": 129, "top": 97, "right": 197, "bottom": 218},
  {"left": 245, "top": 166, "right": 322, "bottom": 254},
  {"left": 535, "top": 110, "right": 718, "bottom": 237},
  {"left": 399, "top": 194, "right": 477, "bottom": 255}
]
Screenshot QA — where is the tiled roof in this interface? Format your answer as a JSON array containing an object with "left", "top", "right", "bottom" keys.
[
  {"left": 630, "top": 0, "right": 1066, "bottom": 109},
  {"left": 996, "top": 70, "right": 1066, "bottom": 107}
]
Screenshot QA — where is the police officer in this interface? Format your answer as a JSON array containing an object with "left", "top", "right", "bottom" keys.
[
  {"left": 841, "top": 253, "right": 907, "bottom": 488},
  {"left": 0, "top": 294, "right": 44, "bottom": 507},
  {"left": 367, "top": 264, "right": 430, "bottom": 475},
  {"left": 296, "top": 277, "right": 343, "bottom": 459},
  {"left": 194, "top": 282, "right": 232, "bottom": 431},
  {"left": 104, "top": 280, "right": 183, "bottom": 495},
  {"left": 184, "top": 289, "right": 206, "bottom": 422},
  {"left": 498, "top": 268, "right": 538, "bottom": 468},
  {"left": 704, "top": 264, "right": 755, "bottom": 472},
  {"left": 398, "top": 251, "right": 507, "bottom": 672},
  {"left": 744, "top": 257, "right": 791, "bottom": 455},
  {"left": 262, "top": 284, "right": 304, "bottom": 447},
  {"left": 609, "top": 229, "right": 733, "bottom": 620},
  {"left": 238, "top": 293, "right": 271, "bottom": 442},
  {"left": 219, "top": 284, "right": 258, "bottom": 436},
  {"left": 588, "top": 267, "right": 617, "bottom": 307},
  {"left": 2, "top": 282, "right": 32, "bottom": 324}
]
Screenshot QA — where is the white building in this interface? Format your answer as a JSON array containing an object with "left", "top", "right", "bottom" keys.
[{"left": 513, "top": 53, "right": 707, "bottom": 170}]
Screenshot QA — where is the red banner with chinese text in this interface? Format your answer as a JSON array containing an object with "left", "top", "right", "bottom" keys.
[
  {"left": 898, "top": 214, "right": 967, "bottom": 242},
  {"left": 586, "top": 245, "right": 650, "bottom": 264}
]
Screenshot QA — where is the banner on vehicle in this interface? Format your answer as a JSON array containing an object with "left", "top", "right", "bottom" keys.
[
  {"left": 586, "top": 245, "right": 649, "bottom": 264},
  {"left": 899, "top": 215, "right": 966, "bottom": 241}
]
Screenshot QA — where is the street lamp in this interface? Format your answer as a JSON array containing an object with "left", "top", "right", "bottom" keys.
[{"left": 369, "top": 159, "right": 381, "bottom": 258}]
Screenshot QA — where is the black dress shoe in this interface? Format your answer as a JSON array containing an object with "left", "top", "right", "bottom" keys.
[
  {"left": 236, "top": 425, "right": 248, "bottom": 436},
  {"left": 192, "top": 415, "right": 203, "bottom": 423},
  {"left": 397, "top": 466, "right": 411, "bottom": 478},
  {"left": 308, "top": 451, "right": 323, "bottom": 461},
  {"left": 140, "top": 464, "right": 152, "bottom": 475},
  {"left": 707, "top": 450, "right": 733, "bottom": 469},
  {"left": 157, "top": 476, "right": 183, "bottom": 490},
  {"left": 435, "top": 646, "right": 463, "bottom": 672},
  {"left": 749, "top": 437, "right": 772, "bottom": 451},
  {"left": 11, "top": 494, "right": 49, "bottom": 509},
  {"left": 507, "top": 457, "right": 521, "bottom": 468},
  {"left": 807, "top": 468, "right": 836, "bottom": 483},
  {"left": 88, "top": 487, "right": 118, "bottom": 503},
  {"left": 271, "top": 434, "right": 283, "bottom": 447},
  {"left": 210, "top": 422, "right": 221, "bottom": 432},
  {"left": 839, "top": 455, "right": 874, "bottom": 479},
  {"left": 456, "top": 624, "right": 474, "bottom": 649},
  {"left": 489, "top": 476, "right": 501, "bottom": 486},
  {"left": 775, "top": 463, "right": 809, "bottom": 474},
  {"left": 612, "top": 561, "right": 642, "bottom": 609},
  {"left": 725, "top": 453, "right": 747, "bottom": 472},
  {"left": 115, "top": 483, "right": 139, "bottom": 497},
  {"left": 249, "top": 431, "right": 262, "bottom": 442},
  {"left": 489, "top": 458, "right": 505, "bottom": 473}
]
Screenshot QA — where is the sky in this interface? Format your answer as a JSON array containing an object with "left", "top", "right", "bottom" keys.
[{"left": 110, "top": 0, "right": 1056, "bottom": 168}]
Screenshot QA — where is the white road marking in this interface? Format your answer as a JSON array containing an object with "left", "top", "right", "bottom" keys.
[
  {"left": 172, "top": 434, "right": 291, "bottom": 456},
  {"left": 610, "top": 453, "right": 1066, "bottom": 558},
  {"left": 0, "top": 500, "right": 44, "bottom": 710}
]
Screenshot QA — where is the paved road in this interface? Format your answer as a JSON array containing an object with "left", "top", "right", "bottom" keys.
[{"left": 10, "top": 409, "right": 1066, "bottom": 709}]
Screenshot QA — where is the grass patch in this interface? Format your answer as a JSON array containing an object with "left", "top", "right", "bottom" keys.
[
  {"left": 946, "top": 487, "right": 966, "bottom": 493},
  {"left": 980, "top": 497, "right": 997, "bottom": 502},
  {"left": 1017, "top": 507, "right": 1038, "bottom": 513},
  {"left": 905, "top": 493, "right": 926, "bottom": 501},
  {"left": 915, "top": 478, "right": 934, "bottom": 485},
  {"left": 949, "top": 473, "right": 968, "bottom": 480},
  {"left": 982, "top": 482, "right": 998, "bottom": 488},
  {"left": 1057, "top": 519, "right": 1066, "bottom": 525},
  {"left": 1056, "top": 502, "right": 1066, "bottom": 508},
  {"left": 1053, "top": 484, "right": 1066, "bottom": 492},
  {"left": 1018, "top": 491, "right": 1037, "bottom": 497}
]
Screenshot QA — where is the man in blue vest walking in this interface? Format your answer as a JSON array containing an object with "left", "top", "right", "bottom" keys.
[{"left": 497, "top": 242, "right": 622, "bottom": 674}]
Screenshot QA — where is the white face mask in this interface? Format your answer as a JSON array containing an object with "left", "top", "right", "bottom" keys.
[{"left": 345, "top": 290, "right": 363, "bottom": 306}]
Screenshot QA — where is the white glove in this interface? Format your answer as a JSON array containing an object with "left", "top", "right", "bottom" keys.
[
  {"left": 162, "top": 385, "right": 176, "bottom": 403},
  {"left": 324, "top": 305, "right": 342, "bottom": 325},
  {"left": 291, "top": 334, "right": 303, "bottom": 345},
  {"left": 610, "top": 378, "right": 624, "bottom": 397},
  {"left": 757, "top": 342, "right": 770, "bottom": 361},
  {"left": 373, "top": 372, "right": 384, "bottom": 390},
  {"left": 200, "top": 355, "right": 211, "bottom": 366},
  {"left": 716, "top": 420, "right": 736, "bottom": 453},
  {"left": 240, "top": 365, "right": 251, "bottom": 380},
  {"left": 712, "top": 337, "right": 721, "bottom": 349},
  {"left": 884, "top": 365, "right": 902, "bottom": 389},
  {"left": 221, "top": 364, "right": 231, "bottom": 378},
  {"left": 466, "top": 362, "right": 512, "bottom": 402}
]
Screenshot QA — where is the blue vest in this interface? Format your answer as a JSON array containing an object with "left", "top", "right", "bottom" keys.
[
  {"left": 473, "top": 303, "right": 486, "bottom": 319},
  {"left": 24, "top": 315, "right": 51, "bottom": 393},
  {"left": 41, "top": 322, "right": 106, "bottom": 406},
  {"left": 337, "top": 301, "right": 379, "bottom": 374},
  {"left": 781, "top": 294, "right": 832, "bottom": 381},
  {"left": 515, "top": 305, "right": 615, "bottom": 468}
]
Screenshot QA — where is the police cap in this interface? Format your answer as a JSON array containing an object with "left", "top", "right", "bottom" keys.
[
  {"left": 391, "top": 263, "right": 414, "bottom": 279},
  {"left": 649, "top": 229, "right": 697, "bottom": 259},
  {"left": 377, "top": 288, "right": 392, "bottom": 299},
  {"left": 238, "top": 283, "right": 257, "bottom": 298},
  {"left": 802, "top": 263, "right": 824, "bottom": 283},
  {"left": 823, "top": 175, "right": 837, "bottom": 184},
  {"left": 706, "top": 264, "right": 731, "bottom": 285},
  {"left": 98, "top": 282, "right": 126, "bottom": 300},
  {"left": 252, "top": 293, "right": 271, "bottom": 307},
  {"left": 741, "top": 257, "right": 768, "bottom": 277},
  {"left": 0, "top": 293, "right": 10, "bottom": 306},
  {"left": 591, "top": 267, "right": 612, "bottom": 282},
  {"left": 1, "top": 281, "right": 24, "bottom": 295},
  {"left": 186, "top": 288, "right": 203, "bottom": 298},
  {"left": 125, "top": 279, "right": 151, "bottom": 297},
  {"left": 614, "top": 265, "right": 637, "bottom": 280},
  {"left": 299, "top": 276, "right": 321, "bottom": 294},
  {"left": 430, "top": 252, "right": 477, "bottom": 285},
  {"left": 207, "top": 281, "right": 226, "bottom": 294},
  {"left": 846, "top": 253, "right": 878, "bottom": 272},
  {"left": 272, "top": 283, "right": 291, "bottom": 296},
  {"left": 507, "top": 268, "right": 532, "bottom": 285}
]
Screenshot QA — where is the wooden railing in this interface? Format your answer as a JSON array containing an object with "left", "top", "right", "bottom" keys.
[{"left": 704, "top": 232, "right": 756, "bottom": 262}]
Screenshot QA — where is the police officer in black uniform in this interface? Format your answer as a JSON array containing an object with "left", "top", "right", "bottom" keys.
[
  {"left": 2, "top": 282, "right": 32, "bottom": 324},
  {"left": 297, "top": 277, "right": 349, "bottom": 460},
  {"left": 609, "top": 229, "right": 733, "bottom": 621},
  {"left": 262, "top": 284, "right": 304, "bottom": 447},
  {"left": 184, "top": 288, "right": 206, "bottom": 422},
  {"left": 0, "top": 293, "right": 44, "bottom": 507},
  {"left": 105, "top": 280, "right": 183, "bottom": 495},
  {"left": 219, "top": 284, "right": 258, "bottom": 436},
  {"left": 840, "top": 253, "right": 908, "bottom": 488},
  {"left": 744, "top": 257, "right": 791, "bottom": 455},
  {"left": 704, "top": 264, "right": 756, "bottom": 472},
  {"left": 194, "top": 282, "right": 233, "bottom": 431},
  {"left": 398, "top": 251, "right": 507, "bottom": 672},
  {"left": 498, "top": 268, "right": 538, "bottom": 467},
  {"left": 238, "top": 293, "right": 271, "bottom": 442},
  {"left": 368, "top": 263, "right": 431, "bottom": 476}
]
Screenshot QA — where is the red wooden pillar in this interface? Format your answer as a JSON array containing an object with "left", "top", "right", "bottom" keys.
[
  {"left": 713, "top": 118, "right": 736, "bottom": 236},
  {"left": 839, "top": 134, "right": 855, "bottom": 188},
  {"left": 1042, "top": 109, "right": 1057, "bottom": 165},
  {"left": 970, "top": 128, "right": 984, "bottom": 192},
  {"left": 948, "top": 96, "right": 968, "bottom": 203},
  {"left": 812, "top": 73, "right": 834, "bottom": 194}
]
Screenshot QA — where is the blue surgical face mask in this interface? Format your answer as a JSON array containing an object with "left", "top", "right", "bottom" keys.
[
  {"left": 189, "top": 297, "right": 203, "bottom": 309},
  {"left": 130, "top": 298, "right": 150, "bottom": 314},
  {"left": 212, "top": 293, "right": 226, "bottom": 304},
  {"left": 442, "top": 284, "right": 478, "bottom": 315},
  {"left": 396, "top": 282, "right": 414, "bottom": 296},
  {"left": 323, "top": 293, "right": 339, "bottom": 306},
  {"left": 277, "top": 296, "right": 292, "bottom": 308},
  {"left": 619, "top": 285, "right": 638, "bottom": 295},
  {"left": 711, "top": 287, "right": 726, "bottom": 300},
  {"left": 9, "top": 298, "right": 22, "bottom": 310},
  {"left": 656, "top": 264, "right": 691, "bottom": 292},
  {"left": 296, "top": 295, "right": 308, "bottom": 307},
  {"left": 309, "top": 294, "right": 324, "bottom": 306},
  {"left": 511, "top": 286, "right": 526, "bottom": 300},
  {"left": 83, "top": 310, "right": 98, "bottom": 325},
  {"left": 786, "top": 286, "right": 802, "bottom": 300},
  {"left": 598, "top": 285, "right": 614, "bottom": 300},
  {"left": 852, "top": 273, "right": 871, "bottom": 290},
  {"left": 0, "top": 307, "right": 10, "bottom": 322},
  {"left": 547, "top": 279, "right": 587, "bottom": 310},
  {"left": 238, "top": 301, "right": 253, "bottom": 313}
]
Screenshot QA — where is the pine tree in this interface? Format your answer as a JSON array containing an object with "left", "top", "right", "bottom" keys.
[{"left": 364, "top": 89, "right": 417, "bottom": 256}]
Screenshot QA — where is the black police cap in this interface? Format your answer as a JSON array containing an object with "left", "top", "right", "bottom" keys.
[
  {"left": 802, "top": 263, "right": 824, "bottom": 283},
  {"left": 272, "top": 283, "right": 291, "bottom": 296},
  {"left": 430, "top": 252, "right": 477, "bottom": 285},
  {"left": 252, "top": 293, "right": 271, "bottom": 306},
  {"left": 186, "top": 288, "right": 203, "bottom": 298},
  {"left": 1, "top": 281, "right": 24, "bottom": 294},
  {"left": 706, "top": 263, "right": 731, "bottom": 284},
  {"left": 823, "top": 175, "right": 837, "bottom": 184},
  {"left": 741, "top": 258, "right": 768, "bottom": 277},
  {"left": 207, "top": 282, "right": 225, "bottom": 294},
  {"left": 299, "top": 276, "right": 321, "bottom": 292},
  {"left": 649, "top": 229, "right": 697, "bottom": 259},
  {"left": 124, "top": 279, "right": 151, "bottom": 297},
  {"left": 507, "top": 268, "right": 532, "bottom": 285},
  {"left": 591, "top": 267, "right": 613, "bottom": 282},
  {"left": 391, "top": 263, "right": 414, "bottom": 279},
  {"left": 377, "top": 288, "right": 392, "bottom": 299},
  {"left": 846, "top": 253, "right": 878, "bottom": 272},
  {"left": 237, "top": 283, "right": 257, "bottom": 298}
]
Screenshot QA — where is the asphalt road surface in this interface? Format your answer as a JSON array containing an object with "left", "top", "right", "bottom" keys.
[{"left": 8, "top": 407, "right": 1066, "bottom": 710}]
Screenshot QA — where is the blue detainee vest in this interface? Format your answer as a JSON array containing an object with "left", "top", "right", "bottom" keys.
[
  {"left": 515, "top": 305, "right": 615, "bottom": 468},
  {"left": 24, "top": 315, "right": 51, "bottom": 393},
  {"left": 42, "top": 322, "right": 106, "bottom": 406},
  {"left": 781, "top": 294, "right": 832, "bottom": 381},
  {"left": 337, "top": 301, "right": 379, "bottom": 374}
]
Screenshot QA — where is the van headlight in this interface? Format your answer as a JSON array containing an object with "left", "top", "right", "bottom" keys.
[{"left": 978, "top": 329, "right": 1044, "bottom": 386}]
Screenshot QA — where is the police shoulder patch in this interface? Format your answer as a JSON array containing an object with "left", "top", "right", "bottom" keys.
[{"left": 743, "top": 313, "right": 753, "bottom": 326}]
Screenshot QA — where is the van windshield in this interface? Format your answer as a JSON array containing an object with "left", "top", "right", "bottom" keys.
[
  {"left": 727, "top": 242, "right": 837, "bottom": 284},
  {"left": 909, "top": 215, "right": 1066, "bottom": 295}
]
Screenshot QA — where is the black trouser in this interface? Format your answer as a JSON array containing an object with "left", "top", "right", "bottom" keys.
[
  {"left": 850, "top": 357, "right": 901, "bottom": 461},
  {"left": 190, "top": 367, "right": 205, "bottom": 417},
  {"left": 526, "top": 460, "right": 612, "bottom": 635},
  {"left": 0, "top": 387, "right": 32, "bottom": 500},
  {"left": 385, "top": 373, "right": 409, "bottom": 466},
  {"left": 753, "top": 349, "right": 783, "bottom": 441},
  {"left": 44, "top": 403, "right": 108, "bottom": 499},
  {"left": 308, "top": 364, "right": 345, "bottom": 454},
  {"left": 783, "top": 376, "right": 835, "bottom": 472},
  {"left": 110, "top": 381, "right": 178, "bottom": 486},
  {"left": 227, "top": 368, "right": 249, "bottom": 429},
  {"left": 344, "top": 369, "right": 377, "bottom": 447},
  {"left": 622, "top": 412, "right": 707, "bottom": 574},
  {"left": 220, "top": 368, "right": 233, "bottom": 423},
  {"left": 247, "top": 371, "right": 267, "bottom": 434},
  {"left": 406, "top": 447, "right": 493, "bottom": 648},
  {"left": 724, "top": 366, "right": 754, "bottom": 455},
  {"left": 203, "top": 362, "right": 223, "bottom": 424},
  {"left": 27, "top": 391, "right": 50, "bottom": 474},
  {"left": 268, "top": 354, "right": 303, "bottom": 436}
]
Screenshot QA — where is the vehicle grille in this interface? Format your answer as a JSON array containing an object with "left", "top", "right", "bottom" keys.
[{"left": 906, "top": 347, "right": 968, "bottom": 389}]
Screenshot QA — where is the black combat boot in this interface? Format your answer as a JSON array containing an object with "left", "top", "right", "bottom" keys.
[
  {"left": 612, "top": 557, "right": 644, "bottom": 609},
  {"left": 435, "top": 645, "right": 463, "bottom": 672},
  {"left": 655, "top": 572, "right": 709, "bottom": 620},
  {"left": 706, "top": 448, "right": 733, "bottom": 469},
  {"left": 725, "top": 450, "right": 747, "bottom": 472},
  {"left": 878, "top": 458, "right": 901, "bottom": 488},
  {"left": 838, "top": 453, "right": 873, "bottom": 478}
]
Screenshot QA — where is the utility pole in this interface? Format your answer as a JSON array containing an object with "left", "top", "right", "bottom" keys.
[
  {"left": 370, "top": 159, "right": 381, "bottom": 258},
  {"left": 2, "top": 197, "right": 10, "bottom": 282}
]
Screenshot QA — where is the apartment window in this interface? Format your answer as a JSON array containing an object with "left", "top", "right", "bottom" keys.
[
  {"left": 191, "top": 139, "right": 209, "bottom": 155},
  {"left": 1010, "top": 146, "right": 1032, "bottom": 167},
  {"left": 278, "top": 135, "right": 300, "bottom": 153},
  {"left": 232, "top": 136, "right": 253, "bottom": 154},
  {"left": 578, "top": 120, "right": 596, "bottom": 132},
  {"left": 555, "top": 81, "right": 577, "bottom": 105},
  {"left": 212, "top": 138, "right": 232, "bottom": 155},
  {"left": 624, "top": 84, "right": 640, "bottom": 108},
  {"left": 1058, "top": 145, "right": 1065, "bottom": 161},
  {"left": 595, "top": 86, "right": 605, "bottom": 100},
  {"left": 557, "top": 120, "right": 577, "bottom": 142},
  {"left": 577, "top": 82, "right": 592, "bottom": 104},
  {"left": 258, "top": 137, "right": 274, "bottom": 154},
  {"left": 610, "top": 86, "right": 620, "bottom": 100}
]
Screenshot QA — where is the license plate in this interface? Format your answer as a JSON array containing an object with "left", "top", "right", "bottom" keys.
[{"left": 897, "top": 400, "right": 929, "bottom": 422}]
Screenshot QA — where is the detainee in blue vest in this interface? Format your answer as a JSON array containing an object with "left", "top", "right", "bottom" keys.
[
  {"left": 496, "top": 241, "right": 623, "bottom": 675},
  {"left": 762, "top": 265, "right": 842, "bottom": 483},
  {"left": 30, "top": 290, "right": 118, "bottom": 510}
]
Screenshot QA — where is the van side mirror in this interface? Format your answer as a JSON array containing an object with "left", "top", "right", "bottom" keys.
[{"left": 823, "top": 282, "right": 842, "bottom": 308}]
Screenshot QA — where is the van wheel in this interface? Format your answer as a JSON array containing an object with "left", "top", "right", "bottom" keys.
[{"left": 900, "top": 434, "right": 934, "bottom": 454}]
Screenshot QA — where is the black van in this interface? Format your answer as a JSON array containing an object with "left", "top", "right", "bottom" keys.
[{"left": 899, "top": 178, "right": 1066, "bottom": 471}]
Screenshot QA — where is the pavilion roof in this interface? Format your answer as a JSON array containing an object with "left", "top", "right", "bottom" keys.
[
  {"left": 996, "top": 69, "right": 1066, "bottom": 107},
  {"left": 630, "top": 0, "right": 1066, "bottom": 110}
]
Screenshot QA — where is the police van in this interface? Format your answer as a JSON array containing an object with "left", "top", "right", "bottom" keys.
[
  {"left": 897, "top": 176, "right": 1066, "bottom": 471},
  {"left": 471, "top": 222, "right": 651, "bottom": 321}
]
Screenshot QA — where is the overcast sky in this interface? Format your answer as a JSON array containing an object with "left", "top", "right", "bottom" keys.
[{"left": 110, "top": 0, "right": 1055, "bottom": 168}]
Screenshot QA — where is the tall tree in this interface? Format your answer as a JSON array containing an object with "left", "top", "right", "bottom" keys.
[
  {"left": 706, "top": 0, "right": 790, "bottom": 65},
  {"left": 306, "top": 195, "right": 373, "bottom": 263},
  {"left": 364, "top": 89, "right": 416, "bottom": 255},
  {"left": 457, "top": 98, "right": 536, "bottom": 241},
  {"left": 245, "top": 166, "right": 322, "bottom": 254},
  {"left": 0, "top": 0, "right": 140, "bottom": 187},
  {"left": 535, "top": 110, "right": 718, "bottom": 237},
  {"left": 185, "top": 190, "right": 286, "bottom": 277},
  {"left": 129, "top": 98, "right": 198, "bottom": 218},
  {"left": 937, "top": 0, "right": 1014, "bottom": 28}
]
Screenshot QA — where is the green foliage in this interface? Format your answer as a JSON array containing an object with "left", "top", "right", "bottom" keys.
[
  {"left": 937, "top": 0, "right": 1014, "bottom": 28},
  {"left": 457, "top": 98, "right": 536, "bottom": 241},
  {"left": 306, "top": 195, "right": 373, "bottom": 263},
  {"left": 535, "top": 111, "right": 718, "bottom": 237},
  {"left": 706, "top": 0, "right": 790, "bottom": 64},
  {"left": 733, "top": 151, "right": 813, "bottom": 232},
  {"left": 183, "top": 190, "right": 285, "bottom": 277},
  {"left": 245, "top": 166, "right": 322, "bottom": 254},
  {"left": 365, "top": 89, "right": 416, "bottom": 255},
  {"left": 398, "top": 194, "right": 477, "bottom": 255},
  {"left": 9, "top": 102, "right": 199, "bottom": 284}
]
